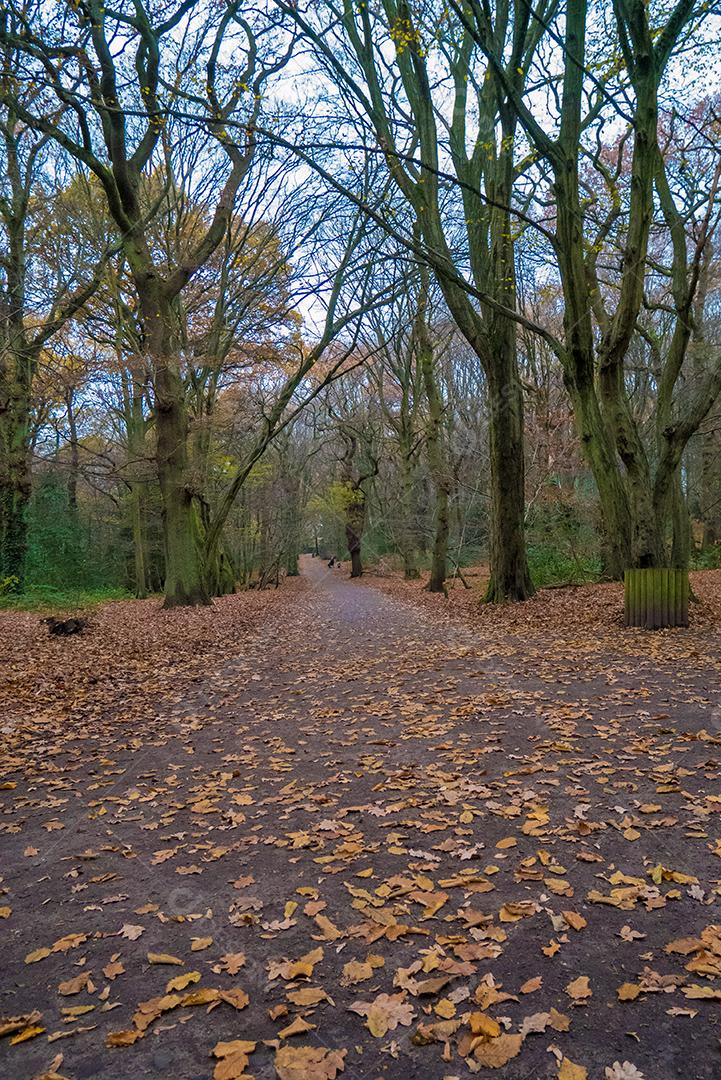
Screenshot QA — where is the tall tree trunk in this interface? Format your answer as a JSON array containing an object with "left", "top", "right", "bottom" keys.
[
  {"left": 398, "top": 441, "right": 420, "bottom": 580},
  {"left": 66, "top": 391, "right": 79, "bottom": 514},
  {"left": 283, "top": 475, "right": 301, "bottom": 577},
  {"left": 0, "top": 347, "right": 32, "bottom": 589},
  {"left": 671, "top": 467, "right": 691, "bottom": 569},
  {"left": 129, "top": 483, "right": 147, "bottom": 599},
  {"left": 566, "top": 376, "right": 633, "bottom": 577},
  {"left": 345, "top": 494, "right": 365, "bottom": 578},
  {"left": 484, "top": 328, "right": 534, "bottom": 601},
  {"left": 122, "top": 368, "right": 149, "bottom": 599},
  {"left": 143, "top": 294, "right": 209, "bottom": 608},
  {"left": 700, "top": 414, "right": 721, "bottom": 548},
  {"left": 417, "top": 327, "right": 449, "bottom": 594}
]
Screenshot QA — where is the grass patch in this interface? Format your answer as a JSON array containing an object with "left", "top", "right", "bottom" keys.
[
  {"left": 0, "top": 585, "right": 133, "bottom": 613},
  {"left": 528, "top": 545, "right": 602, "bottom": 588}
]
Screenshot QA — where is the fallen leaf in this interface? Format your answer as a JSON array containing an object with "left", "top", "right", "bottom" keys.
[
  {"left": 565, "top": 976, "right": 592, "bottom": 1003},
  {"left": 147, "top": 952, "right": 184, "bottom": 966},
  {"left": 472, "top": 1033, "right": 524, "bottom": 1067},
  {"left": 349, "top": 992, "right": 415, "bottom": 1037},
  {"left": 274, "top": 1045, "right": 346, "bottom": 1080},
  {"left": 166, "top": 971, "right": 200, "bottom": 992},
  {"left": 559, "top": 1059, "right": 587, "bottom": 1080}
]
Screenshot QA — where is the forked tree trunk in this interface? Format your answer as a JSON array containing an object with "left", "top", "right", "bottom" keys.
[{"left": 144, "top": 295, "right": 209, "bottom": 607}]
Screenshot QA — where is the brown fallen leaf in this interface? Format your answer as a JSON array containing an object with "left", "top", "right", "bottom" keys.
[
  {"left": 52, "top": 934, "right": 87, "bottom": 954},
  {"left": 274, "top": 1045, "right": 346, "bottom": 1080},
  {"left": 341, "top": 956, "right": 384, "bottom": 985},
  {"left": 103, "top": 957, "right": 125, "bottom": 980},
  {"left": 218, "top": 988, "right": 250, "bottom": 1010},
  {"left": 617, "top": 983, "right": 641, "bottom": 1002},
  {"left": 58, "top": 972, "right": 93, "bottom": 996},
  {"left": 563, "top": 911, "right": 587, "bottom": 931},
  {"left": 313, "top": 914, "right": 341, "bottom": 941},
  {"left": 212, "top": 1038, "right": 256, "bottom": 1080},
  {"left": 0, "top": 1011, "right": 42, "bottom": 1037},
  {"left": 278, "top": 1016, "right": 316, "bottom": 1038},
  {"left": 472, "top": 1033, "right": 524, "bottom": 1067},
  {"left": 31, "top": 1050, "right": 69, "bottom": 1080},
  {"left": 191, "top": 937, "right": 213, "bottom": 952},
  {"left": 118, "top": 924, "right": 145, "bottom": 941},
  {"left": 214, "top": 952, "right": 245, "bottom": 975},
  {"left": 287, "top": 987, "right": 330, "bottom": 1006},
  {"left": 349, "top": 992, "right": 415, "bottom": 1037},
  {"left": 106, "top": 1029, "right": 143, "bottom": 1047},
  {"left": 565, "top": 975, "right": 592, "bottom": 1003}
]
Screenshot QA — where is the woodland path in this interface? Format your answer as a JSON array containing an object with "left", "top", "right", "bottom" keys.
[{"left": 1, "top": 557, "right": 720, "bottom": 1079}]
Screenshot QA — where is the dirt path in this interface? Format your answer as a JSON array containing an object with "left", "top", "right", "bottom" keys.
[{"left": 2, "top": 558, "right": 720, "bottom": 1079}]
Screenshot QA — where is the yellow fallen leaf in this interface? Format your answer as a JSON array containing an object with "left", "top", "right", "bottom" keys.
[
  {"left": 147, "top": 952, "right": 183, "bottom": 966},
  {"left": 61, "top": 1004, "right": 95, "bottom": 1017},
  {"left": 0, "top": 906, "right": 11, "bottom": 919},
  {"left": 496, "top": 837, "right": 517, "bottom": 849},
  {"left": 52, "top": 934, "right": 87, "bottom": 953},
  {"left": 558, "top": 1058, "right": 587, "bottom": 1079},
  {"left": 617, "top": 983, "right": 641, "bottom": 1002},
  {"left": 470, "top": 1011, "right": 501, "bottom": 1038},
  {"left": 191, "top": 937, "right": 213, "bottom": 952},
  {"left": 25, "top": 947, "right": 51, "bottom": 964},
  {"left": 166, "top": 971, "right": 201, "bottom": 993},
  {"left": 9, "top": 1025, "right": 45, "bottom": 1044},
  {"left": 682, "top": 984, "right": 721, "bottom": 1000},
  {"left": 213, "top": 1039, "right": 256, "bottom": 1057},
  {"left": 181, "top": 988, "right": 219, "bottom": 1006}
]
